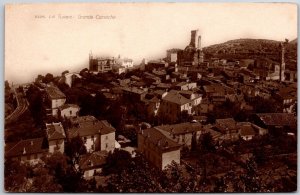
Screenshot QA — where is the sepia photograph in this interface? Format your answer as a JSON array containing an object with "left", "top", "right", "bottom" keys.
[{"left": 4, "top": 2, "right": 297, "bottom": 192}]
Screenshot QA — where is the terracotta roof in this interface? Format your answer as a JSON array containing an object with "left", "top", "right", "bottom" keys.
[
  {"left": 79, "top": 151, "right": 108, "bottom": 170},
  {"left": 238, "top": 123, "right": 256, "bottom": 136},
  {"left": 59, "top": 104, "right": 80, "bottom": 110},
  {"left": 45, "top": 86, "right": 66, "bottom": 99},
  {"left": 156, "top": 122, "right": 202, "bottom": 135},
  {"left": 5, "top": 138, "right": 48, "bottom": 158},
  {"left": 46, "top": 123, "right": 66, "bottom": 141},
  {"left": 122, "top": 86, "right": 147, "bottom": 95},
  {"left": 215, "top": 118, "right": 237, "bottom": 132},
  {"left": 162, "top": 91, "right": 191, "bottom": 105},
  {"left": 256, "top": 113, "right": 296, "bottom": 126},
  {"left": 69, "top": 116, "right": 115, "bottom": 138},
  {"left": 140, "top": 128, "right": 181, "bottom": 152}
]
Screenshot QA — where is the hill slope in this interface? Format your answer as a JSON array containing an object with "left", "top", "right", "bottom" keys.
[{"left": 203, "top": 38, "right": 297, "bottom": 68}]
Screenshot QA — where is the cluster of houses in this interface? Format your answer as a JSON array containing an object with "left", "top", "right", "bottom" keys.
[{"left": 5, "top": 30, "right": 297, "bottom": 176}]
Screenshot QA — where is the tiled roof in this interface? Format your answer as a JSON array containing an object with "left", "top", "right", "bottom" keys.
[
  {"left": 162, "top": 91, "right": 191, "bottom": 105},
  {"left": 46, "top": 123, "right": 66, "bottom": 141},
  {"left": 5, "top": 137, "right": 48, "bottom": 158},
  {"left": 59, "top": 104, "right": 80, "bottom": 110},
  {"left": 157, "top": 83, "right": 172, "bottom": 89},
  {"left": 156, "top": 122, "right": 202, "bottom": 135},
  {"left": 69, "top": 116, "right": 116, "bottom": 138},
  {"left": 122, "top": 86, "right": 147, "bottom": 95},
  {"left": 215, "top": 118, "right": 237, "bottom": 132},
  {"left": 256, "top": 113, "right": 296, "bottom": 126},
  {"left": 176, "top": 82, "right": 189, "bottom": 87},
  {"left": 79, "top": 151, "right": 108, "bottom": 170},
  {"left": 45, "top": 86, "right": 66, "bottom": 99},
  {"left": 140, "top": 128, "right": 181, "bottom": 152},
  {"left": 237, "top": 123, "right": 256, "bottom": 136}
]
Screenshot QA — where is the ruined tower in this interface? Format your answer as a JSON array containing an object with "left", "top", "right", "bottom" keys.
[
  {"left": 190, "top": 29, "right": 199, "bottom": 48},
  {"left": 280, "top": 42, "right": 286, "bottom": 82},
  {"left": 197, "top": 35, "right": 202, "bottom": 50}
]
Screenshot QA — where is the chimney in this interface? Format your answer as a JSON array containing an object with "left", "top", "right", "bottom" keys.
[{"left": 23, "top": 147, "right": 26, "bottom": 154}]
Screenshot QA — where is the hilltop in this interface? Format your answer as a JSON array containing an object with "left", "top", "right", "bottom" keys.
[{"left": 203, "top": 38, "right": 297, "bottom": 69}]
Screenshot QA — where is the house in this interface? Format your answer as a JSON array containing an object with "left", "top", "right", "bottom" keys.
[
  {"left": 166, "top": 48, "right": 182, "bottom": 63},
  {"left": 59, "top": 72, "right": 82, "bottom": 87},
  {"left": 141, "top": 94, "right": 161, "bottom": 121},
  {"left": 79, "top": 151, "right": 108, "bottom": 179},
  {"left": 89, "top": 54, "right": 115, "bottom": 73},
  {"left": 58, "top": 104, "right": 80, "bottom": 118},
  {"left": 160, "top": 90, "right": 202, "bottom": 123},
  {"left": 112, "top": 65, "right": 126, "bottom": 75},
  {"left": 5, "top": 138, "right": 48, "bottom": 164},
  {"left": 175, "top": 82, "right": 197, "bottom": 91},
  {"left": 68, "top": 116, "right": 116, "bottom": 152},
  {"left": 274, "top": 84, "right": 297, "bottom": 113},
  {"left": 236, "top": 122, "right": 256, "bottom": 141},
  {"left": 46, "top": 122, "right": 66, "bottom": 154},
  {"left": 122, "top": 86, "right": 148, "bottom": 102},
  {"left": 203, "top": 84, "right": 226, "bottom": 104},
  {"left": 116, "top": 57, "right": 134, "bottom": 69},
  {"left": 44, "top": 85, "right": 66, "bottom": 117},
  {"left": 155, "top": 122, "right": 202, "bottom": 149},
  {"left": 251, "top": 58, "right": 280, "bottom": 81},
  {"left": 146, "top": 60, "right": 168, "bottom": 72},
  {"left": 254, "top": 113, "right": 297, "bottom": 135},
  {"left": 138, "top": 128, "right": 181, "bottom": 170},
  {"left": 214, "top": 118, "right": 239, "bottom": 141}
]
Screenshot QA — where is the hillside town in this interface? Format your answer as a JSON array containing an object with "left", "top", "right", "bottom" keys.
[{"left": 5, "top": 30, "right": 297, "bottom": 192}]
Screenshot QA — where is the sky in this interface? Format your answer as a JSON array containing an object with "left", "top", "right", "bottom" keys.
[{"left": 5, "top": 3, "right": 298, "bottom": 84}]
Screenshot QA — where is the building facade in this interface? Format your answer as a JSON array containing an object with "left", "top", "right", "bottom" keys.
[{"left": 138, "top": 128, "right": 181, "bottom": 170}]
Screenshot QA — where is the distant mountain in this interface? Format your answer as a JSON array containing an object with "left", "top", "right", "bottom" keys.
[{"left": 203, "top": 38, "right": 297, "bottom": 68}]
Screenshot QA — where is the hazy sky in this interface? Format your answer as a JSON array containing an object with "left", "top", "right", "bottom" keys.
[{"left": 5, "top": 3, "right": 297, "bottom": 84}]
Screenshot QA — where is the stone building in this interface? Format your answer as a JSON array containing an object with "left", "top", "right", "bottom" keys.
[
  {"left": 138, "top": 128, "right": 181, "bottom": 170},
  {"left": 68, "top": 116, "right": 116, "bottom": 153},
  {"left": 177, "top": 30, "right": 204, "bottom": 67}
]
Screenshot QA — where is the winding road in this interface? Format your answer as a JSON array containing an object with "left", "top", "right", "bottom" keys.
[{"left": 5, "top": 87, "right": 28, "bottom": 125}]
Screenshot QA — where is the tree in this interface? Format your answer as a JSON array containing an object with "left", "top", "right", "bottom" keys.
[
  {"left": 198, "top": 132, "right": 215, "bottom": 153},
  {"left": 102, "top": 149, "right": 132, "bottom": 175},
  {"left": 5, "top": 80, "right": 10, "bottom": 91},
  {"left": 43, "top": 73, "right": 54, "bottom": 84},
  {"left": 28, "top": 165, "right": 63, "bottom": 192},
  {"left": 4, "top": 159, "right": 28, "bottom": 192},
  {"left": 65, "top": 135, "right": 87, "bottom": 165},
  {"left": 43, "top": 152, "right": 69, "bottom": 179},
  {"left": 105, "top": 152, "right": 163, "bottom": 192}
]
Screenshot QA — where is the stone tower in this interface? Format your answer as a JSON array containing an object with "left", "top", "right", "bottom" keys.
[
  {"left": 280, "top": 42, "right": 286, "bottom": 82},
  {"left": 190, "top": 30, "right": 199, "bottom": 48}
]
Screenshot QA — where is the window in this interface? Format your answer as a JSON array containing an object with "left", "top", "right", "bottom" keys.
[
  {"left": 106, "top": 136, "right": 108, "bottom": 140},
  {"left": 105, "top": 143, "right": 108, "bottom": 148},
  {"left": 84, "top": 137, "right": 87, "bottom": 143},
  {"left": 91, "top": 135, "right": 94, "bottom": 141},
  {"left": 70, "top": 110, "right": 72, "bottom": 115}
]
